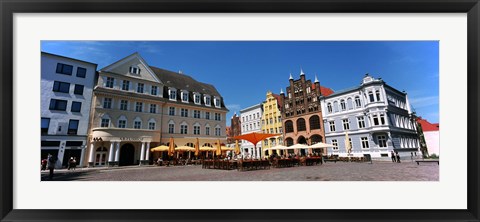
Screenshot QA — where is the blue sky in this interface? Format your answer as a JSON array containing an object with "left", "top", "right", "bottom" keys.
[{"left": 41, "top": 41, "right": 439, "bottom": 125}]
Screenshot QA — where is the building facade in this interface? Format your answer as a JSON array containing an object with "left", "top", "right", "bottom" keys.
[
  {"left": 239, "top": 104, "right": 263, "bottom": 158},
  {"left": 227, "top": 112, "right": 242, "bottom": 144},
  {"left": 41, "top": 52, "right": 98, "bottom": 168},
  {"left": 279, "top": 70, "right": 334, "bottom": 156},
  {"left": 86, "top": 53, "right": 228, "bottom": 167},
  {"left": 417, "top": 117, "right": 439, "bottom": 157},
  {"left": 320, "top": 74, "right": 420, "bottom": 159},
  {"left": 261, "top": 91, "right": 284, "bottom": 156}
]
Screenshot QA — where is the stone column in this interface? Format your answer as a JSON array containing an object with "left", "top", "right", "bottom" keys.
[
  {"left": 114, "top": 142, "right": 120, "bottom": 166},
  {"left": 88, "top": 142, "right": 95, "bottom": 167},
  {"left": 139, "top": 142, "right": 147, "bottom": 165},
  {"left": 108, "top": 142, "right": 115, "bottom": 166},
  {"left": 145, "top": 142, "right": 150, "bottom": 162}
]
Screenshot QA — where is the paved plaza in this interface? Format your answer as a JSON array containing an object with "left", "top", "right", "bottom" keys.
[{"left": 41, "top": 160, "right": 439, "bottom": 181}]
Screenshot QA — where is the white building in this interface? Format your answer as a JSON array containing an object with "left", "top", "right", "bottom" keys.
[
  {"left": 239, "top": 103, "right": 263, "bottom": 158},
  {"left": 41, "top": 52, "right": 97, "bottom": 168}
]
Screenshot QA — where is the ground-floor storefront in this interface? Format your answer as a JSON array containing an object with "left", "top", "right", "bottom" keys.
[{"left": 41, "top": 135, "right": 87, "bottom": 168}]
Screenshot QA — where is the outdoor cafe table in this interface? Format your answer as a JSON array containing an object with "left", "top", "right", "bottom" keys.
[
  {"left": 202, "top": 160, "right": 237, "bottom": 170},
  {"left": 237, "top": 160, "right": 270, "bottom": 171},
  {"left": 274, "top": 158, "right": 300, "bottom": 168},
  {"left": 305, "top": 157, "right": 323, "bottom": 166}
]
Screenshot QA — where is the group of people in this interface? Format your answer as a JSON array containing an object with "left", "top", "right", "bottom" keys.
[
  {"left": 41, "top": 154, "right": 57, "bottom": 180},
  {"left": 67, "top": 157, "right": 77, "bottom": 170},
  {"left": 391, "top": 151, "right": 401, "bottom": 163}
]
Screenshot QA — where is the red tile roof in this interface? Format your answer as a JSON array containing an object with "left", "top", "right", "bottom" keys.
[
  {"left": 417, "top": 117, "right": 439, "bottom": 132},
  {"left": 312, "top": 84, "right": 334, "bottom": 96}
]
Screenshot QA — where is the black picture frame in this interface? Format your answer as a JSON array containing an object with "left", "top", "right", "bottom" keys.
[{"left": 1, "top": 0, "right": 479, "bottom": 221}]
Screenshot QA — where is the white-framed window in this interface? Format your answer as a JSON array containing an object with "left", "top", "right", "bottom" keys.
[
  {"left": 134, "top": 120, "right": 142, "bottom": 129},
  {"left": 169, "top": 107, "right": 175, "bottom": 116},
  {"left": 215, "top": 113, "right": 221, "bottom": 121},
  {"left": 181, "top": 108, "right": 188, "bottom": 117},
  {"left": 103, "top": 98, "right": 112, "bottom": 109},
  {"left": 181, "top": 91, "right": 189, "bottom": 102},
  {"left": 205, "top": 126, "right": 210, "bottom": 135},
  {"left": 129, "top": 66, "right": 140, "bottom": 74},
  {"left": 193, "top": 110, "right": 200, "bottom": 118},
  {"left": 329, "top": 121, "right": 336, "bottom": 132},
  {"left": 355, "top": 96, "right": 361, "bottom": 108},
  {"left": 168, "top": 123, "right": 175, "bottom": 134},
  {"left": 118, "top": 118, "right": 127, "bottom": 128},
  {"left": 193, "top": 125, "right": 200, "bottom": 135},
  {"left": 215, "top": 126, "right": 221, "bottom": 136},
  {"left": 378, "top": 135, "right": 387, "bottom": 147},
  {"left": 357, "top": 116, "right": 365, "bottom": 128},
  {"left": 122, "top": 80, "right": 130, "bottom": 91},
  {"left": 169, "top": 88, "right": 177, "bottom": 100},
  {"left": 376, "top": 90, "right": 381, "bottom": 101},
  {"left": 340, "top": 100, "right": 346, "bottom": 111},
  {"left": 205, "top": 112, "right": 210, "bottom": 120},
  {"left": 150, "top": 104, "right": 157, "bottom": 114},
  {"left": 204, "top": 95, "right": 211, "bottom": 106},
  {"left": 180, "top": 124, "right": 188, "bottom": 134},
  {"left": 369, "top": 91, "right": 375, "bottom": 102},
  {"left": 137, "top": 83, "right": 144, "bottom": 93},
  {"left": 214, "top": 97, "right": 221, "bottom": 108},
  {"left": 194, "top": 93, "right": 201, "bottom": 104},
  {"left": 105, "top": 77, "right": 114, "bottom": 88},
  {"left": 151, "top": 86, "right": 158, "bottom": 95},
  {"left": 361, "top": 137, "right": 369, "bottom": 148},
  {"left": 332, "top": 139, "right": 338, "bottom": 150},
  {"left": 347, "top": 138, "right": 353, "bottom": 149},
  {"left": 135, "top": 102, "right": 143, "bottom": 112},
  {"left": 101, "top": 118, "right": 110, "bottom": 127},
  {"left": 342, "top": 119, "right": 350, "bottom": 130},
  {"left": 120, "top": 100, "right": 128, "bottom": 111},
  {"left": 373, "top": 114, "right": 380, "bottom": 126},
  {"left": 380, "top": 113, "right": 386, "bottom": 125},
  {"left": 148, "top": 121, "right": 156, "bottom": 130}
]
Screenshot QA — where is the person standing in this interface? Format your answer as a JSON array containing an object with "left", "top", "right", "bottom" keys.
[
  {"left": 47, "top": 154, "right": 56, "bottom": 180},
  {"left": 395, "top": 151, "right": 401, "bottom": 163},
  {"left": 391, "top": 151, "right": 396, "bottom": 163}
]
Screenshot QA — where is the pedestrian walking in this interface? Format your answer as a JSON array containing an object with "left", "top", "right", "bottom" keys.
[
  {"left": 391, "top": 151, "right": 396, "bottom": 163},
  {"left": 72, "top": 157, "right": 77, "bottom": 170},
  {"left": 395, "top": 151, "right": 401, "bottom": 163},
  {"left": 47, "top": 154, "right": 56, "bottom": 180},
  {"left": 41, "top": 158, "right": 47, "bottom": 171}
]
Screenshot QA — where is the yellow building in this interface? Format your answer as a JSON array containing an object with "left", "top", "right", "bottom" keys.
[{"left": 261, "top": 91, "right": 284, "bottom": 157}]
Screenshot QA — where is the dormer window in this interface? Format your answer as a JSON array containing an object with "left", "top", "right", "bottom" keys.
[
  {"left": 169, "top": 88, "right": 177, "bottom": 101},
  {"left": 214, "top": 97, "right": 221, "bottom": 108},
  {"left": 181, "top": 91, "right": 189, "bottom": 103},
  {"left": 194, "top": 93, "right": 201, "bottom": 105},
  {"left": 204, "top": 95, "right": 211, "bottom": 106},
  {"left": 129, "top": 66, "right": 141, "bottom": 74}
]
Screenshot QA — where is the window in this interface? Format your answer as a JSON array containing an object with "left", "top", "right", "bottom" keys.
[
  {"left": 168, "top": 123, "right": 175, "bottom": 134},
  {"left": 41, "top": 118, "right": 50, "bottom": 134},
  {"left": 122, "top": 80, "right": 130, "bottom": 91},
  {"left": 52, "top": 81, "right": 70, "bottom": 93},
  {"left": 71, "top": 101, "right": 82, "bottom": 112},
  {"left": 101, "top": 118, "right": 110, "bottom": 127},
  {"left": 194, "top": 110, "right": 200, "bottom": 118},
  {"left": 205, "top": 96, "right": 211, "bottom": 106},
  {"left": 105, "top": 77, "right": 114, "bottom": 88},
  {"left": 120, "top": 100, "right": 128, "bottom": 111},
  {"left": 332, "top": 139, "right": 338, "bottom": 150},
  {"left": 205, "top": 126, "right": 210, "bottom": 135},
  {"left": 357, "top": 116, "right": 365, "bottom": 128},
  {"left": 376, "top": 90, "right": 381, "bottom": 101},
  {"left": 214, "top": 113, "right": 221, "bottom": 121},
  {"left": 118, "top": 120, "right": 126, "bottom": 128},
  {"left": 369, "top": 91, "right": 375, "bottom": 102},
  {"left": 355, "top": 96, "right": 361, "bottom": 107},
  {"left": 151, "top": 86, "right": 158, "bottom": 95},
  {"left": 194, "top": 126, "right": 200, "bottom": 135},
  {"left": 182, "top": 91, "right": 189, "bottom": 102},
  {"left": 74, "top": 84, "right": 84, "bottom": 95},
  {"left": 49, "top": 99, "right": 67, "bottom": 111},
  {"left": 343, "top": 119, "right": 350, "bottom": 130},
  {"left": 137, "top": 83, "right": 144, "bottom": 93},
  {"left": 373, "top": 114, "right": 379, "bottom": 126},
  {"left": 135, "top": 102, "right": 143, "bottom": 112},
  {"left": 134, "top": 121, "right": 141, "bottom": 129},
  {"left": 378, "top": 135, "right": 387, "bottom": 147},
  {"left": 76, "top": 67, "right": 86, "bottom": 78},
  {"left": 181, "top": 108, "right": 188, "bottom": 117},
  {"left": 56, "top": 63, "right": 73, "bottom": 75},
  {"left": 67, "top": 120, "right": 79, "bottom": 135},
  {"left": 380, "top": 114, "right": 386, "bottom": 125},
  {"left": 103, "top": 98, "right": 112, "bottom": 109},
  {"left": 169, "top": 107, "right": 175, "bottom": 116},
  {"left": 340, "top": 100, "right": 346, "bottom": 111},
  {"left": 129, "top": 66, "right": 140, "bottom": 74},
  {"left": 285, "top": 121, "right": 294, "bottom": 133},
  {"left": 327, "top": 103, "right": 333, "bottom": 113},
  {"left": 180, "top": 125, "right": 188, "bottom": 134},
  {"left": 214, "top": 97, "right": 221, "bottom": 107},
  {"left": 361, "top": 137, "right": 369, "bottom": 148},
  {"left": 329, "top": 121, "right": 336, "bottom": 132},
  {"left": 169, "top": 89, "right": 177, "bottom": 100},
  {"left": 215, "top": 127, "right": 221, "bottom": 136},
  {"left": 150, "top": 104, "right": 157, "bottom": 113},
  {"left": 148, "top": 122, "right": 155, "bottom": 130},
  {"left": 296, "top": 118, "right": 306, "bottom": 131},
  {"left": 205, "top": 112, "right": 210, "bottom": 120},
  {"left": 194, "top": 94, "right": 201, "bottom": 104}
]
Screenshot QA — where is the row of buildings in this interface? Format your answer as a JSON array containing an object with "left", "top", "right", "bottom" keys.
[
  {"left": 41, "top": 52, "right": 228, "bottom": 168},
  {"left": 229, "top": 70, "right": 438, "bottom": 160}
]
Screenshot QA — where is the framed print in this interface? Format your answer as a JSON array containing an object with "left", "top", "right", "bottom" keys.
[{"left": 1, "top": 0, "right": 479, "bottom": 221}]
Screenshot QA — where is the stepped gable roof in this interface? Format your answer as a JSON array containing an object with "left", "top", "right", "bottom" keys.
[
  {"left": 312, "top": 84, "right": 334, "bottom": 96},
  {"left": 417, "top": 117, "right": 439, "bottom": 132},
  {"left": 149, "top": 66, "right": 221, "bottom": 97},
  {"left": 271, "top": 93, "right": 284, "bottom": 111}
]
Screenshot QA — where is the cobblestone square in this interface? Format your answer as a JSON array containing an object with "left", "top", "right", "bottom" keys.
[{"left": 41, "top": 161, "right": 439, "bottom": 181}]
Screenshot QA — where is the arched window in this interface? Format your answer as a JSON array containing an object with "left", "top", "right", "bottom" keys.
[
  {"left": 333, "top": 101, "right": 339, "bottom": 112},
  {"left": 355, "top": 96, "right": 361, "bottom": 108},
  {"left": 285, "top": 138, "right": 294, "bottom": 146},
  {"left": 185, "top": 142, "right": 194, "bottom": 147},
  {"left": 117, "top": 115, "right": 127, "bottom": 128},
  {"left": 309, "top": 115, "right": 321, "bottom": 130},
  {"left": 296, "top": 118, "right": 306, "bottom": 131},
  {"left": 340, "top": 100, "right": 346, "bottom": 111},
  {"left": 327, "top": 103, "right": 333, "bottom": 113},
  {"left": 347, "top": 98, "right": 353, "bottom": 110},
  {"left": 133, "top": 117, "right": 142, "bottom": 129},
  {"left": 285, "top": 120, "right": 294, "bottom": 133},
  {"left": 148, "top": 118, "right": 156, "bottom": 130}
]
